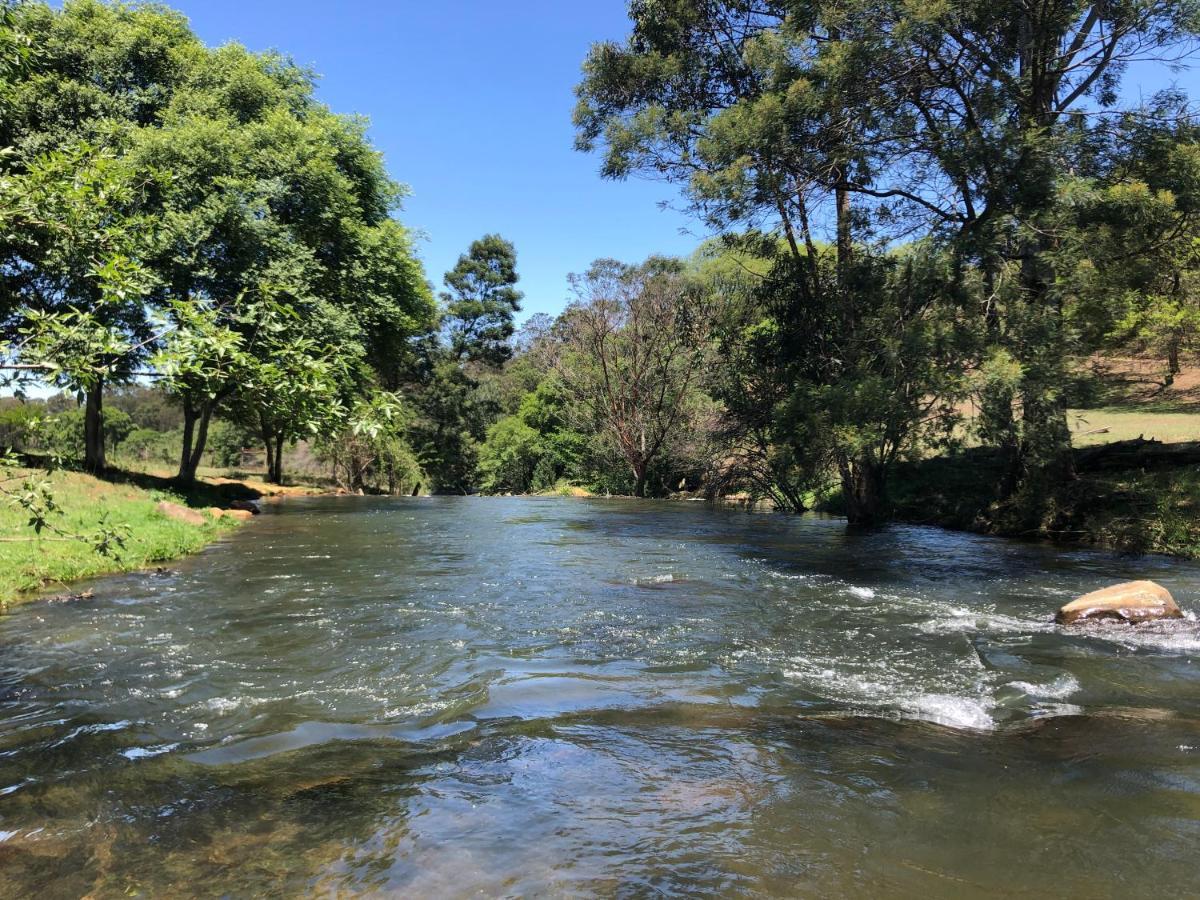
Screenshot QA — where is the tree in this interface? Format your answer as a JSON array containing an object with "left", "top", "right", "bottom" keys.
[
  {"left": 152, "top": 298, "right": 255, "bottom": 485},
  {"left": 409, "top": 235, "right": 523, "bottom": 492},
  {"left": 441, "top": 234, "right": 523, "bottom": 366},
  {"left": 132, "top": 40, "right": 433, "bottom": 482},
  {"left": 315, "top": 391, "right": 423, "bottom": 494},
  {"left": 574, "top": 0, "right": 1200, "bottom": 518},
  {"left": 0, "top": 143, "right": 155, "bottom": 472},
  {"left": 2, "top": 0, "right": 202, "bottom": 470},
  {"left": 1072, "top": 99, "right": 1200, "bottom": 387},
  {"left": 552, "top": 258, "right": 711, "bottom": 498},
  {"left": 234, "top": 318, "right": 345, "bottom": 486}
]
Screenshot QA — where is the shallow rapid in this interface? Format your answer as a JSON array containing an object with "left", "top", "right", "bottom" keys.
[{"left": 1, "top": 496, "right": 1199, "bottom": 896}]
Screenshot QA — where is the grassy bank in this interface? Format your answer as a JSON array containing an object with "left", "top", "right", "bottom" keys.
[
  {"left": 861, "top": 356, "right": 1199, "bottom": 556},
  {"left": 876, "top": 448, "right": 1200, "bottom": 557},
  {"left": 0, "top": 467, "right": 283, "bottom": 605}
]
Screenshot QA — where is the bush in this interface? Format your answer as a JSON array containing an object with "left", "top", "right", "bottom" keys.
[
  {"left": 206, "top": 418, "right": 255, "bottom": 468},
  {"left": 118, "top": 427, "right": 181, "bottom": 466},
  {"left": 477, "top": 415, "right": 542, "bottom": 493},
  {"left": 39, "top": 408, "right": 86, "bottom": 460},
  {"left": 0, "top": 402, "right": 45, "bottom": 451}
]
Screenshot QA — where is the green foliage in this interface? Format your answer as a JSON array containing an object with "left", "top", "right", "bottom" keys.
[
  {"left": 315, "top": 391, "right": 424, "bottom": 494},
  {"left": 118, "top": 426, "right": 180, "bottom": 466},
  {"left": 0, "top": 400, "right": 42, "bottom": 450},
  {"left": 441, "top": 234, "right": 523, "bottom": 366},
  {"left": 477, "top": 415, "right": 542, "bottom": 494},
  {"left": 2, "top": 0, "right": 433, "bottom": 496},
  {"left": 553, "top": 257, "right": 713, "bottom": 497},
  {"left": 574, "top": 0, "right": 1200, "bottom": 520},
  {"left": 205, "top": 418, "right": 253, "bottom": 469}
]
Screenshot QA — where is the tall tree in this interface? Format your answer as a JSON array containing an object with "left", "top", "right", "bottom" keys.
[
  {"left": 410, "top": 235, "right": 523, "bottom": 492},
  {"left": 441, "top": 233, "right": 524, "bottom": 366},
  {"left": 574, "top": 0, "right": 1199, "bottom": 519},
  {"left": 552, "top": 258, "right": 711, "bottom": 498},
  {"left": 1, "top": 0, "right": 199, "bottom": 470}
]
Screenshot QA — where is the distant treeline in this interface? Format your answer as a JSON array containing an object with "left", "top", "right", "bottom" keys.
[{"left": 3, "top": 1, "right": 1199, "bottom": 529}]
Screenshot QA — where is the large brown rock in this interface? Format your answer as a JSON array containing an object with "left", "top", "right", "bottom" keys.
[
  {"left": 156, "top": 501, "right": 207, "bottom": 527},
  {"left": 1056, "top": 580, "right": 1182, "bottom": 625}
]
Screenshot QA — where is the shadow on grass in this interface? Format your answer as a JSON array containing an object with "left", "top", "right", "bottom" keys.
[
  {"left": 98, "top": 467, "right": 264, "bottom": 508},
  {"left": 12, "top": 453, "right": 266, "bottom": 508}
]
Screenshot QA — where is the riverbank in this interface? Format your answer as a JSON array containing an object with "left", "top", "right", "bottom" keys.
[
  {"left": 879, "top": 359, "right": 1200, "bottom": 557},
  {"left": 854, "top": 447, "right": 1200, "bottom": 558},
  {"left": 0, "top": 467, "right": 323, "bottom": 606}
]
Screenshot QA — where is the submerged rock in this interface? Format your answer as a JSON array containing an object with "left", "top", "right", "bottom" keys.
[{"left": 1056, "top": 580, "right": 1182, "bottom": 626}]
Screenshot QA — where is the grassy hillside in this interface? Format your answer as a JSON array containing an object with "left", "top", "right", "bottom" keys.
[{"left": 881, "top": 356, "right": 1200, "bottom": 556}]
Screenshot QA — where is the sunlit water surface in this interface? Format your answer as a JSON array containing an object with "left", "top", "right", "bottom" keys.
[{"left": 2, "top": 496, "right": 1200, "bottom": 897}]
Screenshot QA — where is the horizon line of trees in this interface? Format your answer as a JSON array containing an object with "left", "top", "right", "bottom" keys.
[{"left": 4, "top": 0, "right": 1200, "bottom": 537}]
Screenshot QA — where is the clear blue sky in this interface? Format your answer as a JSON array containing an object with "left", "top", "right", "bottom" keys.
[{"left": 159, "top": 0, "right": 702, "bottom": 322}]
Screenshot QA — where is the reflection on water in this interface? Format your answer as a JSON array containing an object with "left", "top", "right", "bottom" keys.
[{"left": 1, "top": 497, "right": 1199, "bottom": 896}]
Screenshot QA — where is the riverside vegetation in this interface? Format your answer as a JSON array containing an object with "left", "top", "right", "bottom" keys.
[{"left": 2, "top": 0, "right": 1200, "bottom": 602}]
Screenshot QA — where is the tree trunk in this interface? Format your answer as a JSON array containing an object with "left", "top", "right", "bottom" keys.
[
  {"left": 840, "top": 454, "right": 885, "bottom": 526},
  {"left": 191, "top": 407, "right": 212, "bottom": 473},
  {"left": 177, "top": 402, "right": 197, "bottom": 484},
  {"left": 1013, "top": 251, "right": 1075, "bottom": 488},
  {"left": 83, "top": 378, "right": 106, "bottom": 473},
  {"left": 261, "top": 417, "right": 275, "bottom": 482},
  {"left": 632, "top": 461, "right": 647, "bottom": 498},
  {"left": 1166, "top": 339, "right": 1181, "bottom": 388},
  {"left": 267, "top": 434, "right": 285, "bottom": 484},
  {"left": 176, "top": 403, "right": 214, "bottom": 486}
]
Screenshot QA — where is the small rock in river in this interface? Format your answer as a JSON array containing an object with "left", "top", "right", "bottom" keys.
[{"left": 1056, "top": 580, "right": 1182, "bottom": 626}]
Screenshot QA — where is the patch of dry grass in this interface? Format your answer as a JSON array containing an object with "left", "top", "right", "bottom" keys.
[{"left": 1068, "top": 409, "right": 1200, "bottom": 446}]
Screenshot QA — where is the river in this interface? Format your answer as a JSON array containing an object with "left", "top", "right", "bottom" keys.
[{"left": 1, "top": 496, "right": 1198, "bottom": 896}]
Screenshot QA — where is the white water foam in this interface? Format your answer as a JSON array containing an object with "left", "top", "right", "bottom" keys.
[
  {"left": 1007, "top": 674, "right": 1080, "bottom": 701},
  {"left": 900, "top": 693, "right": 996, "bottom": 730},
  {"left": 783, "top": 656, "right": 1001, "bottom": 731}
]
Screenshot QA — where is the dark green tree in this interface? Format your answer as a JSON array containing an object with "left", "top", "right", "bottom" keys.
[
  {"left": 574, "top": 0, "right": 1199, "bottom": 520},
  {"left": 441, "top": 234, "right": 523, "bottom": 366},
  {"left": 410, "top": 236, "right": 523, "bottom": 493}
]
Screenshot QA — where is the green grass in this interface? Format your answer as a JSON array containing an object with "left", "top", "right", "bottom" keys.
[
  {"left": 0, "top": 468, "right": 242, "bottom": 605},
  {"left": 1068, "top": 408, "right": 1200, "bottom": 446},
  {"left": 877, "top": 358, "right": 1200, "bottom": 556}
]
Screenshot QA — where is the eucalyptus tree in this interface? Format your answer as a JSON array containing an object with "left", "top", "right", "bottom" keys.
[
  {"left": 573, "top": 0, "right": 963, "bottom": 520},
  {"left": 855, "top": 0, "right": 1200, "bottom": 490},
  {"left": 552, "top": 258, "right": 712, "bottom": 498}
]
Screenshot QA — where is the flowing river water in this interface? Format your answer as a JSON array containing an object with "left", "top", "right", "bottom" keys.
[{"left": 1, "top": 496, "right": 1199, "bottom": 897}]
